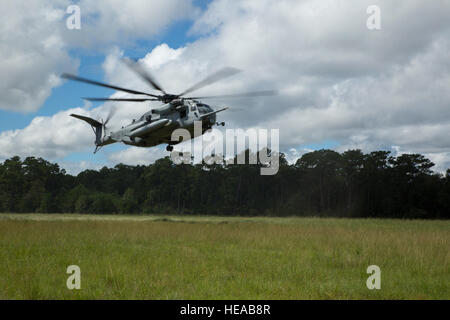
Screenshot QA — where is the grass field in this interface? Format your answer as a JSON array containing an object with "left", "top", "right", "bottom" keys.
[{"left": 0, "top": 214, "right": 448, "bottom": 299}]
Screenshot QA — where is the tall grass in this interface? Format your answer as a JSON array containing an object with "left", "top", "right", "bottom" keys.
[{"left": 0, "top": 214, "right": 448, "bottom": 299}]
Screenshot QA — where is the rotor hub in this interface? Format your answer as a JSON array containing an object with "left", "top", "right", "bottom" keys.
[{"left": 162, "top": 94, "right": 180, "bottom": 104}]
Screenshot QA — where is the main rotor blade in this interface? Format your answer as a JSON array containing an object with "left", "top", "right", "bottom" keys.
[
  {"left": 199, "top": 107, "right": 229, "bottom": 119},
  {"left": 122, "top": 58, "right": 166, "bottom": 94},
  {"left": 61, "top": 73, "right": 160, "bottom": 98},
  {"left": 104, "top": 106, "right": 117, "bottom": 126},
  {"left": 178, "top": 67, "right": 241, "bottom": 97},
  {"left": 83, "top": 97, "right": 159, "bottom": 102},
  {"left": 185, "top": 90, "right": 278, "bottom": 100}
]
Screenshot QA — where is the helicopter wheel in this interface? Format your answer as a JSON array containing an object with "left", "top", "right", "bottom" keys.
[{"left": 166, "top": 145, "right": 174, "bottom": 152}]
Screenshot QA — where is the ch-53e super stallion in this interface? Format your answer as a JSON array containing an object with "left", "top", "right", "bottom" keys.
[{"left": 62, "top": 59, "right": 276, "bottom": 153}]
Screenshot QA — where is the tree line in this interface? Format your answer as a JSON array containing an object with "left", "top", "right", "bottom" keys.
[{"left": 0, "top": 149, "right": 449, "bottom": 219}]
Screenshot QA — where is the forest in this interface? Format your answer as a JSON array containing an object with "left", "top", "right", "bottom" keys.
[{"left": 0, "top": 149, "right": 449, "bottom": 219}]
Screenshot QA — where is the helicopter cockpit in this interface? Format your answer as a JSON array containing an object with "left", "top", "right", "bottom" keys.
[{"left": 196, "top": 103, "right": 213, "bottom": 114}]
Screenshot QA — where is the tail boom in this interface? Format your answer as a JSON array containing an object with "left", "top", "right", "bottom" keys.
[{"left": 70, "top": 113, "right": 116, "bottom": 151}]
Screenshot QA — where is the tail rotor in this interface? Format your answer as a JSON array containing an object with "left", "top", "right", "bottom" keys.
[
  {"left": 101, "top": 107, "right": 116, "bottom": 140},
  {"left": 70, "top": 107, "right": 116, "bottom": 154}
]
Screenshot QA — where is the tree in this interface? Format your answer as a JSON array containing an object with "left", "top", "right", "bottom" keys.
[
  {"left": 0, "top": 150, "right": 448, "bottom": 219},
  {"left": 19, "top": 180, "right": 45, "bottom": 213},
  {"left": 63, "top": 184, "right": 90, "bottom": 213},
  {"left": 89, "top": 193, "right": 118, "bottom": 214},
  {"left": 360, "top": 151, "right": 391, "bottom": 217},
  {"left": 0, "top": 156, "right": 24, "bottom": 212},
  {"left": 295, "top": 150, "right": 343, "bottom": 212},
  {"left": 341, "top": 150, "right": 364, "bottom": 212},
  {"left": 121, "top": 188, "right": 138, "bottom": 214}
]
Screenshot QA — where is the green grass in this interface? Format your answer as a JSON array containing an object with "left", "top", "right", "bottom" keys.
[{"left": 0, "top": 214, "right": 448, "bottom": 299}]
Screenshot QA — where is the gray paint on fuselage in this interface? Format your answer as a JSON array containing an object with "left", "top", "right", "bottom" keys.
[{"left": 104, "top": 100, "right": 216, "bottom": 148}]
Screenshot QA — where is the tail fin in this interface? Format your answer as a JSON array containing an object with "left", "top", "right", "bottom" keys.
[{"left": 70, "top": 114, "right": 103, "bottom": 147}]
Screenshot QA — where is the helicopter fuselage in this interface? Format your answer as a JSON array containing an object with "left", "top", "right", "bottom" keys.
[{"left": 102, "top": 100, "right": 218, "bottom": 148}]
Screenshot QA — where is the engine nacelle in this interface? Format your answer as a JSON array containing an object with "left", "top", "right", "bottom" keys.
[{"left": 130, "top": 119, "right": 170, "bottom": 138}]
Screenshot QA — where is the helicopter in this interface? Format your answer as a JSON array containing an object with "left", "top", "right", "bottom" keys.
[{"left": 62, "top": 59, "right": 276, "bottom": 153}]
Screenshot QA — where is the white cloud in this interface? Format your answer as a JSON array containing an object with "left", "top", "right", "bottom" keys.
[
  {"left": 0, "top": 0, "right": 76, "bottom": 112},
  {"left": 0, "top": 105, "right": 95, "bottom": 159},
  {"left": 0, "top": 0, "right": 198, "bottom": 113},
  {"left": 60, "top": 160, "right": 106, "bottom": 175},
  {"left": 62, "top": 0, "right": 199, "bottom": 48},
  {"left": 108, "top": 147, "right": 167, "bottom": 166},
  {"left": 178, "top": 0, "right": 450, "bottom": 171}
]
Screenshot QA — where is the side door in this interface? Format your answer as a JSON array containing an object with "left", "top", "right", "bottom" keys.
[{"left": 190, "top": 103, "right": 199, "bottom": 119}]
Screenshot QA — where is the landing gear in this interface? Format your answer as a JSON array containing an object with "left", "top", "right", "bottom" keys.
[
  {"left": 166, "top": 145, "right": 174, "bottom": 152},
  {"left": 203, "top": 125, "right": 213, "bottom": 134},
  {"left": 216, "top": 122, "right": 225, "bottom": 126}
]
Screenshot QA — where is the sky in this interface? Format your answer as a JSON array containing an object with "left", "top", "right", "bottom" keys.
[{"left": 1, "top": 0, "right": 450, "bottom": 174}]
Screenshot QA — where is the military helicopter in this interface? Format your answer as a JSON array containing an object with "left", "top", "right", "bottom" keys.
[{"left": 62, "top": 59, "right": 276, "bottom": 153}]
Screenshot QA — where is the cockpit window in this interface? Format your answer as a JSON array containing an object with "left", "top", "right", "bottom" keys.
[{"left": 197, "top": 104, "right": 212, "bottom": 114}]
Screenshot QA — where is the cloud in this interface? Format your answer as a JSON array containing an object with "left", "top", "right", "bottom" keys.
[
  {"left": 108, "top": 147, "right": 166, "bottom": 166},
  {"left": 0, "top": 0, "right": 198, "bottom": 113},
  {"left": 0, "top": 105, "right": 95, "bottom": 160},
  {"left": 62, "top": 0, "right": 199, "bottom": 48},
  {"left": 178, "top": 0, "right": 450, "bottom": 171},
  {"left": 0, "top": 0, "right": 76, "bottom": 112},
  {"left": 60, "top": 160, "right": 106, "bottom": 175}
]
